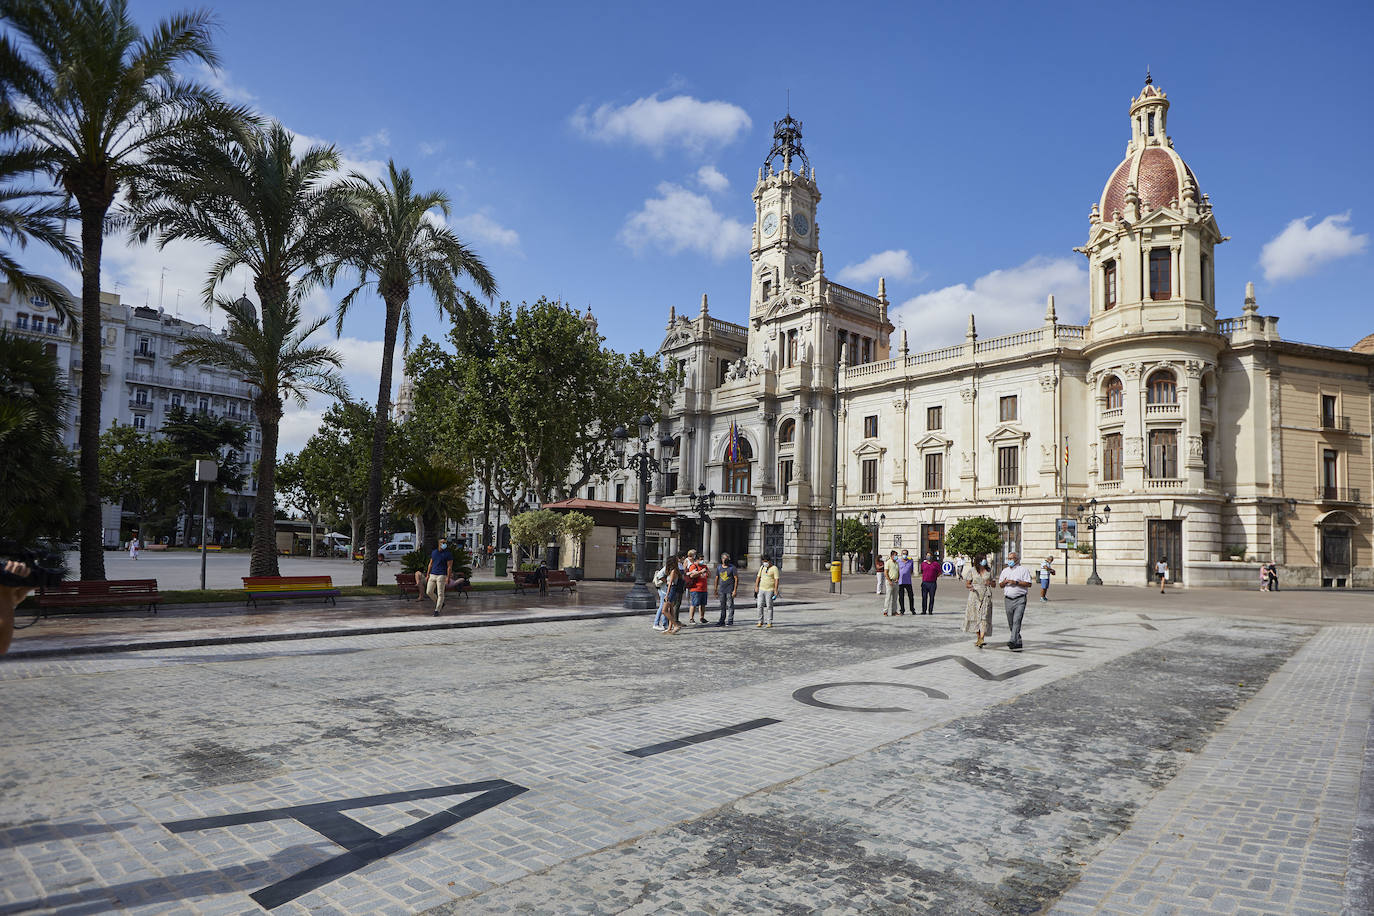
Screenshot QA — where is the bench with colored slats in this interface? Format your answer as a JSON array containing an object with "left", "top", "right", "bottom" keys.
[
  {"left": 242, "top": 575, "right": 340, "bottom": 607},
  {"left": 35, "top": 579, "right": 162, "bottom": 615}
]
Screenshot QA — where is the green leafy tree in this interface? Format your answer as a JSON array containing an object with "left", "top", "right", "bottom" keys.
[
  {"left": 326, "top": 162, "right": 496, "bottom": 587},
  {"left": 945, "top": 516, "right": 1003, "bottom": 563},
  {"left": 276, "top": 451, "right": 325, "bottom": 557},
  {"left": 129, "top": 122, "right": 348, "bottom": 575},
  {"left": 507, "top": 508, "right": 563, "bottom": 566},
  {"left": 97, "top": 423, "right": 175, "bottom": 542},
  {"left": 0, "top": 331, "right": 79, "bottom": 542},
  {"left": 561, "top": 510, "right": 595, "bottom": 570},
  {"left": 836, "top": 517, "right": 872, "bottom": 568},
  {"left": 392, "top": 461, "right": 468, "bottom": 556},
  {"left": 0, "top": 0, "right": 248, "bottom": 578}
]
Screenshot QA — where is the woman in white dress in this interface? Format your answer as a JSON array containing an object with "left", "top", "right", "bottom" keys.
[{"left": 963, "top": 556, "right": 994, "bottom": 648}]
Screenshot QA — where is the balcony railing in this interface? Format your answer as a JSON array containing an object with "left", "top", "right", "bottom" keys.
[
  {"left": 921, "top": 488, "right": 945, "bottom": 501},
  {"left": 1147, "top": 477, "right": 1186, "bottom": 489},
  {"left": 1320, "top": 415, "right": 1352, "bottom": 432},
  {"left": 1316, "top": 486, "right": 1361, "bottom": 503},
  {"left": 1144, "top": 403, "right": 1179, "bottom": 416},
  {"left": 127, "top": 399, "right": 152, "bottom": 411},
  {"left": 1100, "top": 407, "right": 1123, "bottom": 422},
  {"left": 1096, "top": 480, "right": 1122, "bottom": 490},
  {"left": 993, "top": 484, "right": 1022, "bottom": 498}
]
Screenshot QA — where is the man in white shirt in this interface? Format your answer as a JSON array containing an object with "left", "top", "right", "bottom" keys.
[{"left": 997, "top": 551, "right": 1034, "bottom": 651}]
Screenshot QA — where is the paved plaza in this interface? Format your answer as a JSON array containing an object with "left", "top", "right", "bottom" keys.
[{"left": 2, "top": 581, "right": 1372, "bottom": 914}]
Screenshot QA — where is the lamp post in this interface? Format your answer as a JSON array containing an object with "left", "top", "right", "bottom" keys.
[
  {"left": 691, "top": 482, "right": 716, "bottom": 557},
  {"left": 862, "top": 511, "right": 884, "bottom": 569},
  {"left": 829, "top": 351, "right": 846, "bottom": 592},
  {"left": 613, "top": 415, "right": 675, "bottom": 609},
  {"left": 1076, "top": 497, "right": 1111, "bottom": 586}
]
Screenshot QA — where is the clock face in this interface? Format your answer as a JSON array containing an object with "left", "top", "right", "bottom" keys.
[
  {"left": 761, "top": 211, "right": 778, "bottom": 238},
  {"left": 792, "top": 213, "right": 810, "bottom": 236}
]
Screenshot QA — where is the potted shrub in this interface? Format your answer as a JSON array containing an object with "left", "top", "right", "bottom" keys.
[{"left": 561, "top": 511, "right": 594, "bottom": 580}]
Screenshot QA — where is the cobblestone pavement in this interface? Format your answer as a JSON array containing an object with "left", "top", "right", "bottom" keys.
[{"left": 0, "top": 592, "right": 1369, "bottom": 914}]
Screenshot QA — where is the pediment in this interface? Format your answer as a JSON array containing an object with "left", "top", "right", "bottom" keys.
[
  {"left": 660, "top": 327, "right": 697, "bottom": 350},
  {"left": 1135, "top": 207, "right": 1184, "bottom": 228},
  {"left": 852, "top": 440, "right": 885, "bottom": 457},
  {"left": 985, "top": 424, "right": 1029, "bottom": 443},
  {"left": 765, "top": 292, "right": 814, "bottom": 320},
  {"left": 914, "top": 433, "right": 951, "bottom": 450}
]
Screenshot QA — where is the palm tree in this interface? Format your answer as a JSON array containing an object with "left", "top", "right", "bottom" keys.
[
  {"left": 0, "top": 331, "right": 79, "bottom": 542},
  {"left": 130, "top": 122, "right": 347, "bottom": 575},
  {"left": 329, "top": 162, "right": 496, "bottom": 586},
  {"left": 0, "top": 0, "right": 247, "bottom": 579},
  {"left": 392, "top": 461, "right": 468, "bottom": 557},
  {"left": 0, "top": 147, "right": 79, "bottom": 325}
]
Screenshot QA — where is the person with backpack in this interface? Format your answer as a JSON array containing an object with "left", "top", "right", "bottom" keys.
[{"left": 652, "top": 560, "right": 671, "bottom": 630}]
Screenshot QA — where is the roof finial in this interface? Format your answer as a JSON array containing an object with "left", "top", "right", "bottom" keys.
[
  {"left": 1145, "top": 65, "right": 1152, "bottom": 85},
  {"left": 966, "top": 313, "right": 977, "bottom": 342},
  {"left": 699, "top": 292, "right": 709, "bottom": 316},
  {"left": 1243, "top": 281, "right": 1257, "bottom": 315},
  {"left": 1045, "top": 293, "right": 1057, "bottom": 325}
]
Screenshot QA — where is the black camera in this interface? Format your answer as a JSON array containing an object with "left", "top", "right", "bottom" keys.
[{"left": 0, "top": 542, "right": 66, "bottom": 589}]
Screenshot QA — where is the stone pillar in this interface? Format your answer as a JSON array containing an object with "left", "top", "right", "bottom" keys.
[
  {"left": 1183, "top": 360, "right": 1205, "bottom": 489},
  {"left": 711, "top": 517, "right": 724, "bottom": 562},
  {"left": 1038, "top": 374, "right": 1059, "bottom": 495},
  {"left": 892, "top": 397, "right": 909, "bottom": 502},
  {"left": 1122, "top": 362, "right": 1145, "bottom": 488},
  {"left": 958, "top": 385, "right": 977, "bottom": 499}
]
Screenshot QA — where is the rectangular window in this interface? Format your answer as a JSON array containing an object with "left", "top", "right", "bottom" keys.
[
  {"left": 999, "top": 395, "right": 1018, "bottom": 422},
  {"left": 133, "top": 415, "right": 146, "bottom": 431},
  {"left": 926, "top": 406, "right": 942, "bottom": 430},
  {"left": 1321, "top": 394, "right": 1337, "bottom": 428},
  {"left": 1102, "top": 433, "right": 1123, "bottom": 481},
  {"left": 586, "top": 486, "right": 595, "bottom": 500},
  {"left": 717, "top": 357, "right": 729, "bottom": 387},
  {"left": 1147, "top": 112, "right": 1155, "bottom": 136},
  {"left": 761, "top": 279, "right": 772, "bottom": 302},
  {"left": 15, "top": 313, "right": 27, "bottom": 329},
  {"left": 1201, "top": 433, "right": 1212, "bottom": 478},
  {"left": 46, "top": 318, "right": 59, "bottom": 334},
  {"left": 171, "top": 393, "right": 182, "bottom": 408},
  {"left": 1104, "top": 260, "right": 1117, "bottom": 310},
  {"left": 198, "top": 397, "right": 209, "bottom": 413},
  {"left": 1149, "top": 248, "right": 1171, "bottom": 300},
  {"left": 860, "top": 337, "right": 872, "bottom": 364},
  {"left": 1200, "top": 254, "right": 1210, "bottom": 304},
  {"left": 134, "top": 389, "right": 148, "bottom": 405},
  {"left": 786, "top": 329, "right": 798, "bottom": 368},
  {"left": 138, "top": 336, "right": 151, "bottom": 354},
  {"left": 997, "top": 446, "right": 1019, "bottom": 487},
  {"left": 1148, "top": 429, "right": 1178, "bottom": 478},
  {"left": 861, "top": 458, "right": 878, "bottom": 494},
  {"left": 863, "top": 415, "right": 878, "bottom": 438},
  {"left": 779, "top": 458, "right": 793, "bottom": 501},
  {"left": 1322, "top": 449, "right": 1338, "bottom": 497},
  {"left": 615, "top": 483, "right": 625, "bottom": 503},
  {"left": 924, "top": 453, "right": 943, "bottom": 491}
]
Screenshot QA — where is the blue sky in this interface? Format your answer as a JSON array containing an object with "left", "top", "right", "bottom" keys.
[{"left": 25, "top": 0, "right": 1374, "bottom": 453}]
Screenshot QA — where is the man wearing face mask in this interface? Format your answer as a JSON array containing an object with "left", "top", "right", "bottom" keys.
[
  {"left": 896, "top": 550, "right": 915, "bottom": 615},
  {"left": 427, "top": 537, "right": 455, "bottom": 616}
]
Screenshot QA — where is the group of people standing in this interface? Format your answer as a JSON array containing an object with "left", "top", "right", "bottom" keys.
[
  {"left": 653, "top": 549, "right": 781, "bottom": 634},
  {"left": 874, "top": 549, "right": 1057, "bottom": 652}
]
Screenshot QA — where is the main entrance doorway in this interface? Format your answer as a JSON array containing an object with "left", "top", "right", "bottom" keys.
[
  {"left": 717, "top": 519, "right": 752, "bottom": 568},
  {"left": 1321, "top": 524, "right": 1352, "bottom": 587},
  {"left": 1147, "top": 520, "right": 1183, "bottom": 585},
  {"left": 763, "top": 524, "right": 785, "bottom": 566},
  {"left": 920, "top": 524, "right": 945, "bottom": 561}
]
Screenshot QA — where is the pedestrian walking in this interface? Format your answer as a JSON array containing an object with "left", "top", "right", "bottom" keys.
[
  {"left": 997, "top": 551, "right": 1033, "bottom": 651},
  {"left": 1258, "top": 562, "right": 1269, "bottom": 592},
  {"left": 715, "top": 552, "right": 738, "bottom": 626},
  {"left": 754, "top": 556, "right": 780, "bottom": 627},
  {"left": 896, "top": 550, "right": 915, "bottom": 615},
  {"left": 963, "top": 556, "right": 994, "bottom": 648},
  {"left": 1155, "top": 556, "right": 1169, "bottom": 593},
  {"left": 1038, "top": 556, "right": 1055, "bottom": 602},
  {"left": 882, "top": 550, "right": 899, "bottom": 616},
  {"left": 536, "top": 557, "right": 549, "bottom": 596},
  {"left": 662, "top": 557, "right": 686, "bottom": 634},
  {"left": 874, "top": 553, "right": 886, "bottom": 595},
  {"left": 426, "top": 537, "right": 455, "bottom": 616},
  {"left": 919, "top": 551, "right": 940, "bottom": 614},
  {"left": 684, "top": 549, "right": 710, "bottom": 624},
  {"left": 128, "top": 534, "right": 139, "bottom": 561},
  {"left": 1266, "top": 561, "right": 1279, "bottom": 592},
  {"left": 653, "top": 562, "right": 670, "bottom": 630}
]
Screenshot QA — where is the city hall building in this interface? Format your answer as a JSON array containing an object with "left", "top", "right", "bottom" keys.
[{"left": 609, "top": 77, "right": 1373, "bottom": 588}]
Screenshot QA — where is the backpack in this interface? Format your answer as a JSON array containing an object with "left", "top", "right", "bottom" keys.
[{"left": 652, "top": 568, "right": 667, "bottom": 588}]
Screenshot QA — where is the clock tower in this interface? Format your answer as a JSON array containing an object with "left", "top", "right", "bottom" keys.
[{"left": 750, "top": 114, "right": 820, "bottom": 318}]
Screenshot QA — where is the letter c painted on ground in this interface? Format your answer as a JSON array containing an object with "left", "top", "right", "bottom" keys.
[{"left": 791, "top": 680, "right": 949, "bottom": 713}]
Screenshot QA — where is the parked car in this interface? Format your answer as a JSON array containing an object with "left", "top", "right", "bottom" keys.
[{"left": 378, "top": 541, "right": 413, "bottom": 562}]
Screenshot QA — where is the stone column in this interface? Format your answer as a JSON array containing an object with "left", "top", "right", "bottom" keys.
[
  {"left": 711, "top": 517, "right": 724, "bottom": 562},
  {"left": 1183, "top": 360, "right": 1205, "bottom": 489},
  {"left": 1122, "top": 362, "right": 1145, "bottom": 488},
  {"left": 1038, "top": 374, "right": 1059, "bottom": 495},
  {"left": 958, "top": 385, "right": 977, "bottom": 499}
]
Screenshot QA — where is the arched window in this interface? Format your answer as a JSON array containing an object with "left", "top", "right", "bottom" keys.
[
  {"left": 1146, "top": 370, "right": 1177, "bottom": 405},
  {"left": 778, "top": 418, "right": 796, "bottom": 446},
  {"left": 1103, "top": 376, "right": 1124, "bottom": 410},
  {"left": 722, "top": 436, "right": 754, "bottom": 494}
]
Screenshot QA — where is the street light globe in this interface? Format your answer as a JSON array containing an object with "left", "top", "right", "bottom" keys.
[{"left": 638, "top": 415, "right": 654, "bottom": 440}]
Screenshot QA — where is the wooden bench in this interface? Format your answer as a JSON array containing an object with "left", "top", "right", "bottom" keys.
[
  {"left": 395, "top": 573, "right": 471, "bottom": 600},
  {"left": 242, "top": 575, "right": 340, "bottom": 607},
  {"left": 36, "top": 579, "right": 163, "bottom": 615},
  {"left": 513, "top": 570, "right": 576, "bottom": 594}
]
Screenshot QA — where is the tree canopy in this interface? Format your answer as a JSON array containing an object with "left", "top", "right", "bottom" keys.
[{"left": 945, "top": 516, "right": 1003, "bottom": 561}]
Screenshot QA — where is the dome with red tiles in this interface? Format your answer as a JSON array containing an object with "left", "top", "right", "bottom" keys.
[{"left": 1096, "top": 77, "right": 1202, "bottom": 223}]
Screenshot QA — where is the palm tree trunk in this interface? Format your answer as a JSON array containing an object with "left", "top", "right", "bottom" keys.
[
  {"left": 362, "top": 302, "right": 402, "bottom": 587},
  {"left": 77, "top": 208, "right": 107, "bottom": 581},
  {"left": 251, "top": 401, "right": 282, "bottom": 576}
]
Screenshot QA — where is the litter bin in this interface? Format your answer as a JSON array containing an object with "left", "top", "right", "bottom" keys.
[
  {"left": 830, "top": 560, "right": 842, "bottom": 584},
  {"left": 495, "top": 551, "right": 509, "bottom": 577}
]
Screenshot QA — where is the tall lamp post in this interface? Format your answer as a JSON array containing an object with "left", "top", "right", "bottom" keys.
[
  {"left": 1076, "top": 497, "right": 1111, "bottom": 586},
  {"left": 862, "top": 511, "right": 884, "bottom": 568},
  {"left": 612, "top": 415, "right": 675, "bottom": 609},
  {"left": 691, "top": 482, "right": 716, "bottom": 557}
]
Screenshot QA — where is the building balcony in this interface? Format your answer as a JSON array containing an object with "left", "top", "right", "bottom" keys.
[
  {"left": 128, "top": 399, "right": 152, "bottom": 411},
  {"left": 1100, "top": 407, "right": 1123, "bottom": 422},
  {"left": 133, "top": 349, "right": 155, "bottom": 361},
  {"left": 921, "top": 488, "right": 945, "bottom": 502},
  {"left": 992, "top": 484, "right": 1022, "bottom": 499},
  {"left": 1316, "top": 486, "right": 1361, "bottom": 504},
  {"left": 1146, "top": 477, "right": 1186, "bottom": 489},
  {"left": 71, "top": 359, "right": 112, "bottom": 376},
  {"left": 1320, "top": 415, "right": 1353, "bottom": 433},
  {"left": 1095, "top": 479, "right": 1122, "bottom": 491},
  {"left": 1144, "top": 403, "right": 1179, "bottom": 417}
]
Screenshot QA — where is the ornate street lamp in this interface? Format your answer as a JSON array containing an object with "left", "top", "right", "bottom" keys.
[
  {"left": 862, "top": 510, "right": 885, "bottom": 566},
  {"left": 1076, "top": 497, "right": 1111, "bottom": 586},
  {"left": 612, "top": 415, "right": 675, "bottom": 609},
  {"left": 691, "top": 481, "right": 716, "bottom": 556}
]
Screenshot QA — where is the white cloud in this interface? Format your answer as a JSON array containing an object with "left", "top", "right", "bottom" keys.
[
  {"left": 354, "top": 129, "right": 391, "bottom": 155},
  {"left": 570, "top": 94, "right": 751, "bottom": 155},
  {"left": 837, "top": 249, "right": 917, "bottom": 286},
  {"left": 450, "top": 212, "right": 521, "bottom": 249},
  {"left": 1260, "top": 212, "right": 1368, "bottom": 282},
  {"left": 620, "top": 182, "right": 751, "bottom": 261},
  {"left": 696, "top": 165, "right": 729, "bottom": 193},
  {"left": 891, "top": 257, "right": 1087, "bottom": 347},
  {"left": 190, "top": 63, "right": 257, "bottom": 105},
  {"left": 418, "top": 140, "right": 445, "bottom": 157}
]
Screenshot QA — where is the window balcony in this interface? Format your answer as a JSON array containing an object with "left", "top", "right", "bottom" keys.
[
  {"left": 921, "top": 488, "right": 945, "bottom": 501},
  {"left": 1100, "top": 407, "right": 1123, "bottom": 422},
  {"left": 128, "top": 398, "right": 152, "bottom": 411},
  {"left": 1096, "top": 479, "right": 1122, "bottom": 491},
  {"left": 1320, "top": 415, "right": 1353, "bottom": 432},
  {"left": 1316, "top": 486, "right": 1361, "bottom": 504},
  {"left": 1146, "top": 477, "right": 1185, "bottom": 489},
  {"left": 1144, "top": 403, "right": 1179, "bottom": 416},
  {"left": 993, "top": 484, "right": 1022, "bottom": 499}
]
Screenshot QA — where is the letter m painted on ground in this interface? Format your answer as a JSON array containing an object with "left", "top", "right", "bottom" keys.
[{"left": 894, "top": 655, "right": 1045, "bottom": 680}]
